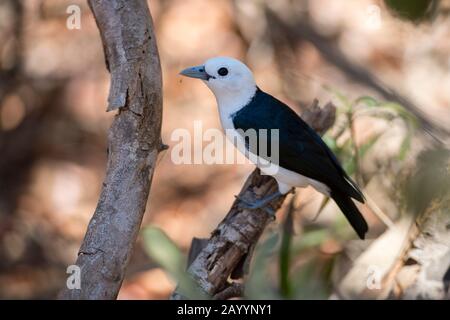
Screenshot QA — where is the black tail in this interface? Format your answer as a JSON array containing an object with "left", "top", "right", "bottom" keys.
[{"left": 331, "top": 190, "right": 368, "bottom": 239}]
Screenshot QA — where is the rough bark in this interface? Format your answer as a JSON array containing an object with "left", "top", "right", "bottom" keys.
[
  {"left": 171, "top": 100, "right": 336, "bottom": 299},
  {"left": 395, "top": 197, "right": 450, "bottom": 299},
  {"left": 59, "top": 0, "right": 163, "bottom": 299}
]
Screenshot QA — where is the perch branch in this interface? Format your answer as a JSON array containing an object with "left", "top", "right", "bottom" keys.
[
  {"left": 59, "top": 0, "right": 163, "bottom": 299},
  {"left": 171, "top": 100, "right": 336, "bottom": 299}
]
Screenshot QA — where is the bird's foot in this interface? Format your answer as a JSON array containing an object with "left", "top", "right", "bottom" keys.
[
  {"left": 234, "top": 190, "right": 285, "bottom": 217},
  {"left": 235, "top": 196, "right": 276, "bottom": 217}
]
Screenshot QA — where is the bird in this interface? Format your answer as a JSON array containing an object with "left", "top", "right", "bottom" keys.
[{"left": 180, "top": 57, "right": 368, "bottom": 239}]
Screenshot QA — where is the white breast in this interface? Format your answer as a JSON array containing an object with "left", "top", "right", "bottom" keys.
[{"left": 215, "top": 87, "right": 329, "bottom": 196}]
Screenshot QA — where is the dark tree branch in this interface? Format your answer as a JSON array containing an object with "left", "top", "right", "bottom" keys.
[
  {"left": 171, "top": 101, "right": 336, "bottom": 299},
  {"left": 59, "top": 0, "right": 163, "bottom": 299},
  {"left": 264, "top": 7, "right": 448, "bottom": 142},
  {"left": 213, "top": 283, "right": 245, "bottom": 300}
]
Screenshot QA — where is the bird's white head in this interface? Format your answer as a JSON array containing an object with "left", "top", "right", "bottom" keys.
[{"left": 180, "top": 57, "right": 257, "bottom": 112}]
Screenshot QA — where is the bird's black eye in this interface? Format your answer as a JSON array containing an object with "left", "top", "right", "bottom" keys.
[{"left": 217, "top": 67, "right": 228, "bottom": 76}]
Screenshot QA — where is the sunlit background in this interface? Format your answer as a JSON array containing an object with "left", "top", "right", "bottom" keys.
[{"left": 0, "top": 0, "right": 449, "bottom": 299}]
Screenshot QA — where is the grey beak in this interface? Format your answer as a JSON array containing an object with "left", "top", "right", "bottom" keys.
[{"left": 179, "top": 65, "right": 213, "bottom": 80}]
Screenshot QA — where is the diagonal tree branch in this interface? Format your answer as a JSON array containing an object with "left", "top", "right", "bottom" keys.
[
  {"left": 59, "top": 0, "right": 163, "bottom": 299},
  {"left": 171, "top": 100, "right": 336, "bottom": 299},
  {"left": 263, "top": 7, "right": 448, "bottom": 141}
]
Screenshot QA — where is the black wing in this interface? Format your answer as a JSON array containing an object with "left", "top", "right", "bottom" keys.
[{"left": 232, "top": 89, "right": 364, "bottom": 202}]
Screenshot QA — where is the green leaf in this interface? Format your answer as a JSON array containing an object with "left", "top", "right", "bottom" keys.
[
  {"left": 291, "top": 255, "right": 332, "bottom": 299},
  {"left": 402, "top": 147, "right": 450, "bottom": 215},
  {"left": 323, "top": 135, "right": 338, "bottom": 152},
  {"left": 143, "top": 226, "right": 207, "bottom": 299},
  {"left": 336, "top": 92, "right": 352, "bottom": 110},
  {"left": 398, "top": 133, "right": 412, "bottom": 160},
  {"left": 358, "top": 133, "right": 383, "bottom": 159},
  {"left": 143, "top": 227, "right": 185, "bottom": 276},
  {"left": 343, "top": 159, "right": 356, "bottom": 176},
  {"left": 380, "top": 102, "right": 420, "bottom": 128},
  {"left": 292, "top": 229, "right": 329, "bottom": 252},
  {"left": 353, "top": 108, "right": 397, "bottom": 121},
  {"left": 355, "top": 96, "right": 380, "bottom": 107},
  {"left": 323, "top": 86, "right": 352, "bottom": 112},
  {"left": 279, "top": 212, "right": 293, "bottom": 298},
  {"left": 333, "top": 139, "right": 356, "bottom": 176},
  {"left": 337, "top": 137, "right": 354, "bottom": 157},
  {"left": 245, "top": 232, "right": 281, "bottom": 299},
  {"left": 384, "top": 0, "right": 435, "bottom": 22}
]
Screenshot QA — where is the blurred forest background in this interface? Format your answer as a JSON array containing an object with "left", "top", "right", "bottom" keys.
[{"left": 0, "top": 0, "right": 449, "bottom": 299}]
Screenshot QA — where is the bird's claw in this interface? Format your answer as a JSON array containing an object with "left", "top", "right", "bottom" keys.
[{"left": 234, "top": 194, "right": 278, "bottom": 217}]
